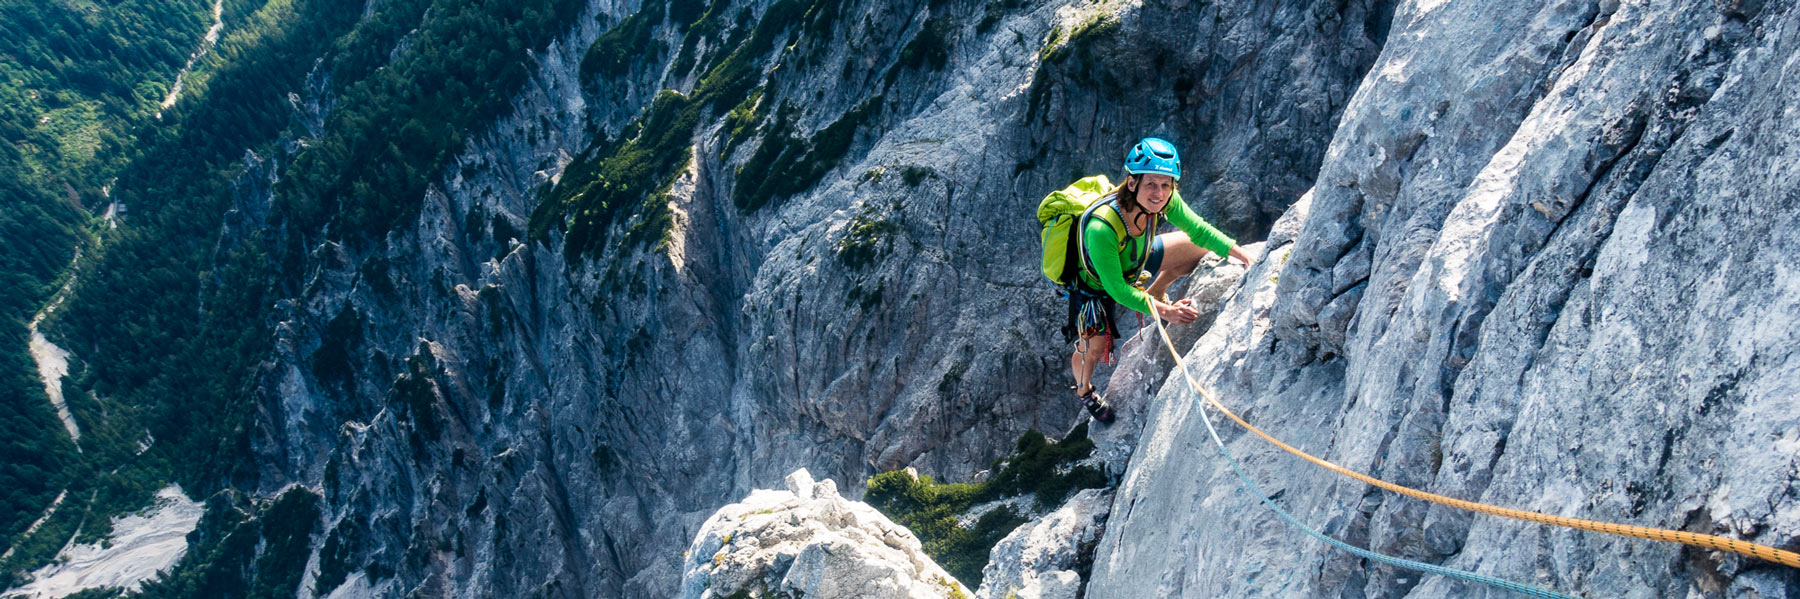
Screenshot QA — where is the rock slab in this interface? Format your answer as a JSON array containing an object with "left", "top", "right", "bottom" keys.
[
  {"left": 974, "top": 489, "right": 1111, "bottom": 599},
  {"left": 680, "top": 469, "right": 972, "bottom": 599}
]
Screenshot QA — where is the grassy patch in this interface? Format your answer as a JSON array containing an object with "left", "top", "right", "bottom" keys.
[
  {"left": 836, "top": 209, "right": 900, "bottom": 270},
  {"left": 1026, "top": 14, "right": 1122, "bottom": 124},
  {"left": 669, "top": 0, "right": 741, "bottom": 77},
  {"left": 982, "top": 426, "right": 1105, "bottom": 508},
  {"left": 720, "top": 86, "right": 770, "bottom": 158},
  {"left": 526, "top": 90, "right": 694, "bottom": 263},
  {"left": 534, "top": 0, "right": 821, "bottom": 262},
  {"left": 734, "top": 96, "right": 883, "bottom": 212},
  {"left": 866, "top": 471, "right": 1023, "bottom": 589},
  {"left": 1038, "top": 15, "right": 1120, "bottom": 65},
  {"left": 934, "top": 574, "right": 970, "bottom": 599}
]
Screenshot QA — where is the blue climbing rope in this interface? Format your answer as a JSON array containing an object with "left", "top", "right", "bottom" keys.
[
  {"left": 1146, "top": 302, "right": 1578, "bottom": 599},
  {"left": 1208, "top": 432, "right": 1576, "bottom": 598}
]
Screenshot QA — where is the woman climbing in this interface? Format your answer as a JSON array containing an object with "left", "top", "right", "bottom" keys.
[{"left": 1064, "top": 137, "right": 1254, "bottom": 422}]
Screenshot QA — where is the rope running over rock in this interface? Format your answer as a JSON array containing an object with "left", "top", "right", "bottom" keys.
[{"left": 1144, "top": 296, "right": 1799, "bottom": 591}]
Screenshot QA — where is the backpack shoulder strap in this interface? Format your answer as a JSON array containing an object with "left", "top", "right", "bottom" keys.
[
  {"left": 1077, "top": 196, "right": 1155, "bottom": 283},
  {"left": 1077, "top": 196, "right": 1124, "bottom": 282}
]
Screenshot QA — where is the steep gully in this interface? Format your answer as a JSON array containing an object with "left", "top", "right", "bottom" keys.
[{"left": 158, "top": 0, "right": 227, "bottom": 118}]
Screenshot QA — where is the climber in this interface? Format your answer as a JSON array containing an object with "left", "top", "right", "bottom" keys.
[{"left": 1063, "top": 137, "right": 1254, "bottom": 423}]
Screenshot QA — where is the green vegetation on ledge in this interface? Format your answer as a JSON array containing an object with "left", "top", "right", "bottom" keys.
[
  {"left": 734, "top": 96, "right": 883, "bottom": 212},
  {"left": 534, "top": 0, "right": 865, "bottom": 264},
  {"left": 837, "top": 209, "right": 900, "bottom": 270},
  {"left": 865, "top": 424, "right": 1107, "bottom": 589},
  {"left": 1025, "top": 14, "right": 1122, "bottom": 124},
  {"left": 582, "top": 0, "right": 671, "bottom": 83}
]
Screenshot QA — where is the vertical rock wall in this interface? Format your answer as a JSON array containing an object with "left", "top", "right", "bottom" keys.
[{"left": 1092, "top": 1, "right": 1800, "bottom": 597}]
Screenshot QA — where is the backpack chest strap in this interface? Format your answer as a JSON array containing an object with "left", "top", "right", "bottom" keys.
[{"left": 1078, "top": 197, "right": 1155, "bottom": 281}]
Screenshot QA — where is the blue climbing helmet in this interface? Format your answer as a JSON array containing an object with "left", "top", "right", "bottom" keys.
[{"left": 1124, "top": 137, "right": 1181, "bottom": 180}]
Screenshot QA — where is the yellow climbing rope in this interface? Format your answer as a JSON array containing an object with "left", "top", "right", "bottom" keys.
[{"left": 1144, "top": 300, "right": 1800, "bottom": 570}]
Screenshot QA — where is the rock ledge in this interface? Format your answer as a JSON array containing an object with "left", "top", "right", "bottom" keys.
[{"left": 680, "top": 469, "right": 972, "bottom": 599}]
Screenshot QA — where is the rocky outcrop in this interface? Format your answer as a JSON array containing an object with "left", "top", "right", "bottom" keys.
[
  {"left": 973, "top": 489, "right": 1110, "bottom": 599},
  {"left": 679, "top": 469, "right": 970, "bottom": 599}
]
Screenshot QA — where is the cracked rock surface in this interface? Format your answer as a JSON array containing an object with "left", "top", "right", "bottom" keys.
[
  {"left": 1092, "top": 1, "right": 1800, "bottom": 598},
  {"left": 126, "top": 0, "right": 1800, "bottom": 596},
  {"left": 679, "top": 469, "right": 970, "bottom": 599},
  {"left": 974, "top": 488, "right": 1112, "bottom": 599}
]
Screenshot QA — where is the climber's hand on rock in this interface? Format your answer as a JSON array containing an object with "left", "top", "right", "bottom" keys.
[{"left": 1157, "top": 298, "right": 1199, "bottom": 325}]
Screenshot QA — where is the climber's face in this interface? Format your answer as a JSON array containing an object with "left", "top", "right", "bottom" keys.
[{"left": 1133, "top": 174, "right": 1176, "bottom": 214}]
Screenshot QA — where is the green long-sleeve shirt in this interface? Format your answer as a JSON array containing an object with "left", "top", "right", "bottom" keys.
[{"left": 1077, "top": 191, "right": 1234, "bottom": 315}]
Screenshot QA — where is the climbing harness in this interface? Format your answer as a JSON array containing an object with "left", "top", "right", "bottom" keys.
[
  {"left": 1145, "top": 302, "right": 1577, "bottom": 597},
  {"left": 1144, "top": 298, "right": 1800, "bottom": 593},
  {"left": 1074, "top": 291, "right": 1112, "bottom": 342},
  {"left": 1063, "top": 283, "right": 1116, "bottom": 355}
]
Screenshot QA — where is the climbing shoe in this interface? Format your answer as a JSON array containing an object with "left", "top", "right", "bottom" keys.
[{"left": 1080, "top": 388, "right": 1115, "bottom": 424}]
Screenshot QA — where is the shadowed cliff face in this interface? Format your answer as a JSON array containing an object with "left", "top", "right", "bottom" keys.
[
  {"left": 1093, "top": 1, "right": 1800, "bottom": 597},
  {"left": 240, "top": 0, "right": 1393, "bottom": 596}
]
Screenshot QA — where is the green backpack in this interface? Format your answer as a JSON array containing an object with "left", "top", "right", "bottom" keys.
[{"left": 1037, "top": 175, "right": 1144, "bottom": 286}]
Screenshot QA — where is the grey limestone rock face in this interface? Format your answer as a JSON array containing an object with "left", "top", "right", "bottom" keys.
[
  {"left": 974, "top": 488, "right": 1112, "bottom": 599},
  {"left": 679, "top": 469, "right": 971, "bottom": 599},
  {"left": 1091, "top": 1, "right": 1800, "bottom": 598},
  {"left": 171, "top": 0, "right": 1800, "bottom": 596},
  {"left": 239, "top": 0, "right": 1390, "bottom": 596},
  {"left": 687, "top": 241, "right": 1249, "bottom": 599}
]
